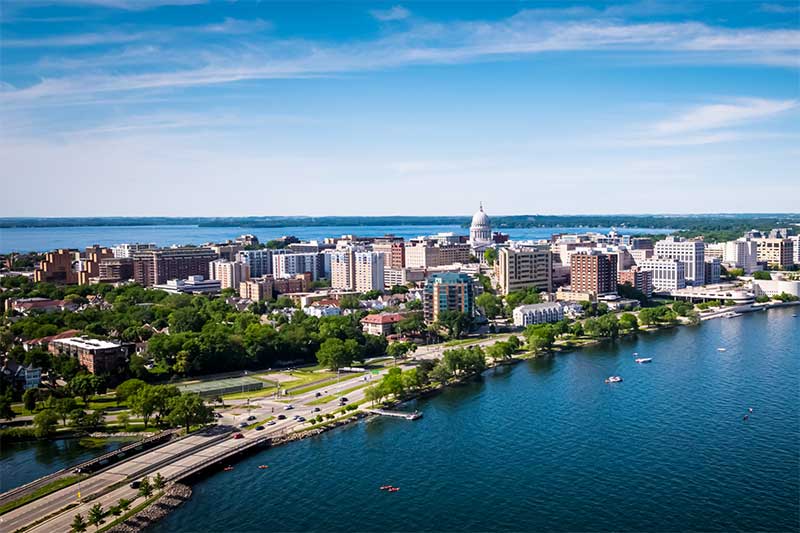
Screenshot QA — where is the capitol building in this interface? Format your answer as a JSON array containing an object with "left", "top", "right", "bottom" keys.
[{"left": 469, "top": 203, "right": 493, "bottom": 255}]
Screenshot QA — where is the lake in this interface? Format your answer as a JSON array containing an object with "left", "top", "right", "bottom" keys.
[
  {"left": 0, "top": 225, "right": 674, "bottom": 254},
  {"left": 150, "top": 307, "right": 799, "bottom": 532}
]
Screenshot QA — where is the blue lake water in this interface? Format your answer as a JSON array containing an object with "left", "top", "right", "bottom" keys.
[
  {"left": 0, "top": 225, "right": 673, "bottom": 254},
  {"left": 0, "top": 438, "right": 132, "bottom": 492},
  {"left": 151, "top": 307, "right": 800, "bottom": 533}
]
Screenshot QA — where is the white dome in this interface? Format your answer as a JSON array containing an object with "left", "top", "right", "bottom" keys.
[{"left": 471, "top": 205, "right": 490, "bottom": 228}]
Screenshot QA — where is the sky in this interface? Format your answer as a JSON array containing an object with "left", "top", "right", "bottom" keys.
[{"left": 1, "top": 1, "right": 798, "bottom": 218}]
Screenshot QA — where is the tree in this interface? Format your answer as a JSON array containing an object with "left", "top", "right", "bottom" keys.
[
  {"left": 752, "top": 271, "right": 772, "bottom": 280},
  {"left": 23, "top": 388, "right": 39, "bottom": 412},
  {"left": 475, "top": 293, "right": 502, "bottom": 318},
  {"left": 436, "top": 311, "right": 473, "bottom": 339},
  {"left": 129, "top": 386, "right": 158, "bottom": 429},
  {"left": 395, "top": 313, "right": 423, "bottom": 336},
  {"left": 33, "top": 409, "right": 59, "bottom": 438},
  {"left": 54, "top": 397, "right": 78, "bottom": 426},
  {"left": 483, "top": 248, "right": 498, "bottom": 266},
  {"left": 402, "top": 368, "right": 422, "bottom": 391},
  {"left": 138, "top": 475, "right": 153, "bottom": 498},
  {"left": 115, "top": 379, "right": 146, "bottom": 406},
  {"left": 166, "top": 393, "right": 213, "bottom": 432},
  {"left": 71, "top": 513, "right": 88, "bottom": 533},
  {"left": 315, "top": 338, "right": 359, "bottom": 371},
  {"left": 70, "top": 374, "right": 101, "bottom": 403},
  {"left": 338, "top": 295, "right": 361, "bottom": 310},
  {"left": 87, "top": 503, "right": 104, "bottom": 529},
  {"left": 525, "top": 324, "right": 556, "bottom": 352},
  {"left": 0, "top": 386, "right": 15, "bottom": 421},
  {"left": 619, "top": 313, "right": 639, "bottom": 332},
  {"left": 429, "top": 362, "right": 453, "bottom": 384},
  {"left": 152, "top": 472, "right": 165, "bottom": 490},
  {"left": 389, "top": 285, "right": 409, "bottom": 294},
  {"left": 116, "top": 498, "right": 131, "bottom": 513},
  {"left": 116, "top": 412, "right": 131, "bottom": 431},
  {"left": 386, "top": 341, "right": 416, "bottom": 364}
]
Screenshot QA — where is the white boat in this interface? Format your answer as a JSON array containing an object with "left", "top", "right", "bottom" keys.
[
  {"left": 717, "top": 348, "right": 727, "bottom": 352},
  {"left": 635, "top": 358, "right": 652, "bottom": 364},
  {"left": 605, "top": 376, "right": 623, "bottom": 383}
]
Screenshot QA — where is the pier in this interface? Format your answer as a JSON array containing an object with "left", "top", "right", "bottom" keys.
[{"left": 367, "top": 409, "right": 423, "bottom": 420}]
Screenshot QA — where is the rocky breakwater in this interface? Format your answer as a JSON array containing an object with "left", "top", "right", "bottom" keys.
[{"left": 106, "top": 483, "right": 192, "bottom": 533}]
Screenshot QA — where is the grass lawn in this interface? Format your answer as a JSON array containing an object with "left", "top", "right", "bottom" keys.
[
  {"left": 0, "top": 474, "right": 86, "bottom": 516},
  {"left": 285, "top": 376, "right": 343, "bottom": 396},
  {"left": 281, "top": 371, "right": 337, "bottom": 391},
  {"left": 308, "top": 382, "right": 371, "bottom": 406},
  {"left": 221, "top": 386, "right": 279, "bottom": 401}
]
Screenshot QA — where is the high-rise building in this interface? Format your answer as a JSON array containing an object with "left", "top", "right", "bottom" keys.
[
  {"left": 272, "top": 253, "right": 323, "bottom": 280},
  {"left": 704, "top": 257, "right": 721, "bottom": 285},
  {"left": 330, "top": 249, "right": 356, "bottom": 290},
  {"left": 98, "top": 257, "right": 134, "bottom": 282},
  {"left": 618, "top": 267, "right": 654, "bottom": 297},
  {"left": 236, "top": 249, "right": 277, "bottom": 278},
  {"left": 722, "top": 239, "right": 759, "bottom": 274},
  {"left": 496, "top": 245, "right": 552, "bottom": 295},
  {"left": 209, "top": 259, "right": 250, "bottom": 290},
  {"left": 34, "top": 249, "right": 79, "bottom": 284},
  {"left": 569, "top": 252, "right": 618, "bottom": 295},
  {"left": 372, "top": 238, "right": 405, "bottom": 270},
  {"left": 112, "top": 243, "right": 157, "bottom": 259},
  {"left": 132, "top": 247, "right": 219, "bottom": 287},
  {"left": 639, "top": 258, "right": 686, "bottom": 292},
  {"left": 654, "top": 236, "right": 705, "bottom": 286},
  {"left": 404, "top": 240, "right": 471, "bottom": 268},
  {"left": 353, "top": 252, "right": 385, "bottom": 292},
  {"left": 755, "top": 238, "right": 794, "bottom": 268},
  {"left": 77, "top": 246, "right": 115, "bottom": 284},
  {"left": 423, "top": 272, "right": 475, "bottom": 323}
]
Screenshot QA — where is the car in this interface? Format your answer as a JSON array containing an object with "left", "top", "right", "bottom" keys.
[
  {"left": 232, "top": 433, "right": 245, "bottom": 439},
  {"left": 129, "top": 480, "right": 141, "bottom": 489},
  {"left": 277, "top": 414, "right": 286, "bottom": 420},
  {"left": 238, "top": 422, "right": 248, "bottom": 428},
  {"left": 292, "top": 415, "right": 300, "bottom": 420},
  {"left": 247, "top": 415, "right": 257, "bottom": 421},
  {"left": 284, "top": 404, "right": 294, "bottom": 410},
  {"left": 340, "top": 397, "right": 349, "bottom": 402},
  {"left": 255, "top": 425, "right": 265, "bottom": 431},
  {"left": 312, "top": 407, "right": 321, "bottom": 412},
  {"left": 267, "top": 420, "right": 277, "bottom": 426},
  {"left": 315, "top": 392, "right": 322, "bottom": 397},
  {"left": 213, "top": 413, "right": 222, "bottom": 419},
  {"left": 297, "top": 417, "right": 306, "bottom": 422}
]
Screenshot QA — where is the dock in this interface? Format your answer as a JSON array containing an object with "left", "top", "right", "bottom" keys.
[{"left": 367, "top": 409, "right": 423, "bottom": 420}]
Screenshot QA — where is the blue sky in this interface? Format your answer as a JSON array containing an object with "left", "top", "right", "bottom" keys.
[{"left": 1, "top": 1, "right": 798, "bottom": 217}]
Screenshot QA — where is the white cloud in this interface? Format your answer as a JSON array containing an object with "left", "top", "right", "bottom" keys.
[
  {"left": 370, "top": 5, "right": 410, "bottom": 22},
  {"left": 760, "top": 3, "right": 800, "bottom": 14},
  {"left": 653, "top": 98, "right": 798, "bottom": 135}
]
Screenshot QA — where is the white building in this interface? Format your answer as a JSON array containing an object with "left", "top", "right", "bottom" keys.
[
  {"left": 153, "top": 275, "right": 221, "bottom": 294},
  {"left": 302, "top": 303, "right": 342, "bottom": 317},
  {"left": 723, "top": 239, "right": 759, "bottom": 274},
  {"left": 654, "top": 236, "right": 705, "bottom": 286},
  {"left": 354, "top": 252, "right": 385, "bottom": 292},
  {"left": 273, "top": 252, "right": 322, "bottom": 280},
  {"left": 112, "top": 242, "right": 156, "bottom": 258},
  {"left": 512, "top": 302, "right": 564, "bottom": 327},
  {"left": 639, "top": 258, "right": 686, "bottom": 292},
  {"left": 209, "top": 260, "right": 250, "bottom": 290},
  {"left": 752, "top": 278, "right": 800, "bottom": 298},
  {"left": 469, "top": 203, "right": 493, "bottom": 256}
]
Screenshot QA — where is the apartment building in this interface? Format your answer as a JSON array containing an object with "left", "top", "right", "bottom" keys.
[
  {"left": 354, "top": 252, "right": 385, "bottom": 292},
  {"left": 723, "top": 239, "right": 759, "bottom": 274},
  {"left": 405, "top": 240, "right": 471, "bottom": 268},
  {"left": 512, "top": 302, "right": 564, "bottom": 327},
  {"left": 209, "top": 259, "right": 250, "bottom": 290},
  {"left": 239, "top": 277, "right": 274, "bottom": 302},
  {"left": 272, "top": 252, "right": 323, "bottom": 281},
  {"left": 618, "top": 267, "right": 654, "bottom": 297},
  {"left": 569, "top": 252, "right": 618, "bottom": 295},
  {"left": 49, "top": 336, "right": 128, "bottom": 375},
  {"left": 132, "top": 247, "right": 219, "bottom": 287},
  {"left": 112, "top": 243, "right": 156, "bottom": 259},
  {"left": 372, "top": 238, "right": 406, "bottom": 270},
  {"left": 423, "top": 272, "right": 475, "bottom": 323}
]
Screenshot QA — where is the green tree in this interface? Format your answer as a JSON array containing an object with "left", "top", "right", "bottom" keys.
[
  {"left": 115, "top": 378, "right": 146, "bottom": 406},
  {"left": 23, "top": 388, "right": 39, "bottom": 412},
  {"left": 33, "top": 409, "right": 59, "bottom": 438},
  {"left": 152, "top": 472, "right": 165, "bottom": 490},
  {"left": 138, "top": 475, "right": 153, "bottom": 498},
  {"left": 386, "top": 341, "right": 416, "bottom": 364},
  {"left": 116, "top": 412, "right": 131, "bottom": 431},
  {"left": 619, "top": 313, "right": 639, "bottom": 332},
  {"left": 70, "top": 374, "right": 101, "bottom": 403},
  {"left": 0, "top": 386, "right": 15, "bottom": 421},
  {"left": 483, "top": 248, "right": 498, "bottom": 266},
  {"left": 752, "top": 271, "right": 772, "bottom": 280},
  {"left": 435, "top": 310, "right": 473, "bottom": 339},
  {"left": 315, "top": 338, "right": 359, "bottom": 371},
  {"left": 71, "top": 513, "right": 88, "bottom": 533},
  {"left": 87, "top": 503, "right": 104, "bottom": 529},
  {"left": 476, "top": 293, "right": 502, "bottom": 318},
  {"left": 166, "top": 393, "right": 213, "bottom": 432},
  {"left": 54, "top": 397, "right": 78, "bottom": 426}
]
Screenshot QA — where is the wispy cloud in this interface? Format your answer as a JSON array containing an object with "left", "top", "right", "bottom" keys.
[
  {"left": 4, "top": 0, "right": 207, "bottom": 10},
  {"left": 760, "top": 3, "right": 800, "bottom": 14},
  {"left": 653, "top": 98, "right": 798, "bottom": 134},
  {"left": 370, "top": 5, "right": 410, "bottom": 22}
]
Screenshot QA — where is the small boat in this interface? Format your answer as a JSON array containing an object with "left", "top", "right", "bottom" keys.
[
  {"left": 792, "top": 314, "right": 798, "bottom": 318},
  {"left": 388, "top": 487, "right": 400, "bottom": 492},
  {"left": 717, "top": 348, "right": 727, "bottom": 352},
  {"left": 632, "top": 352, "right": 639, "bottom": 356},
  {"left": 635, "top": 358, "right": 652, "bottom": 364},
  {"left": 605, "top": 376, "right": 623, "bottom": 383},
  {"left": 223, "top": 466, "right": 234, "bottom": 472},
  {"left": 743, "top": 415, "right": 749, "bottom": 421},
  {"left": 379, "top": 485, "right": 393, "bottom": 491},
  {"left": 258, "top": 465, "right": 269, "bottom": 470},
  {"left": 748, "top": 407, "right": 753, "bottom": 413}
]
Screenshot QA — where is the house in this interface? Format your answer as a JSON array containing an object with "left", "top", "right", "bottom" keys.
[
  {"left": 361, "top": 313, "right": 405, "bottom": 336},
  {"left": 0, "top": 358, "right": 41, "bottom": 391},
  {"left": 303, "top": 299, "right": 342, "bottom": 317},
  {"left": 6, "top": 298, "right": 78, "bottom": 315}
]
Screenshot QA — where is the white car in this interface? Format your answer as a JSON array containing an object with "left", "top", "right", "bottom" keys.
[{"left": 284, "top": 404, "right": 294, "bottom": 410}]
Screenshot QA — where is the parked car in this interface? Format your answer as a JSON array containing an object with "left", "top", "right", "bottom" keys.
[{"left": 255, "top": 425, "right": 265, "bottom": 431}]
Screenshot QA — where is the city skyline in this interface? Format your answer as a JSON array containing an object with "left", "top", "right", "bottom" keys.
[{"left": 1, "top": 1, "right": 799, "bottom": 217}]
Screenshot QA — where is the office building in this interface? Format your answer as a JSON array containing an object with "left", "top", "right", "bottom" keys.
[
  {"left": 569, "top": 252, "right": 618, "bottom": 295},
  {"left": 704, "top": 257, "right": 721, "bottom": 285},
  {"left": 153, "top": 276, "right": 221, "bottom": 294},
  {"left": 405, "top": 240, "right": 471, "bottom": 268},
  {"left": 112, "top": 243, "right": 156, "bottom": 259},
  {"left": 639, "top": 258, "right": 686, "bottom": 292},
  {"left": 384, "top": 267, "right": 426, "bottom": 288},
  {"left": 132, "top": 247, "right": 219, "bottom": 287},
  {"left": 372, "top": 238, "right": 406, "bottom": 270},
  {"left": 654, "top": 236, "right": 705, "bottom": 286},
  {"left": 723, "top": 239, "right": 759, "bottom": 274},
  {"left": 423, "top": 272, "right": 475, "bottom": 323},
  {"left": 497, "top": 245, "right": 552, "bottom": 295},
  {"left": 209, "top": 259, "right": 250, "bottom": 290},
  {"left": 755, "top": 238, "right": 794, "bottom": 268},
  {"left": 98, "top": 257, "right": 134, "bottom": 282}
]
